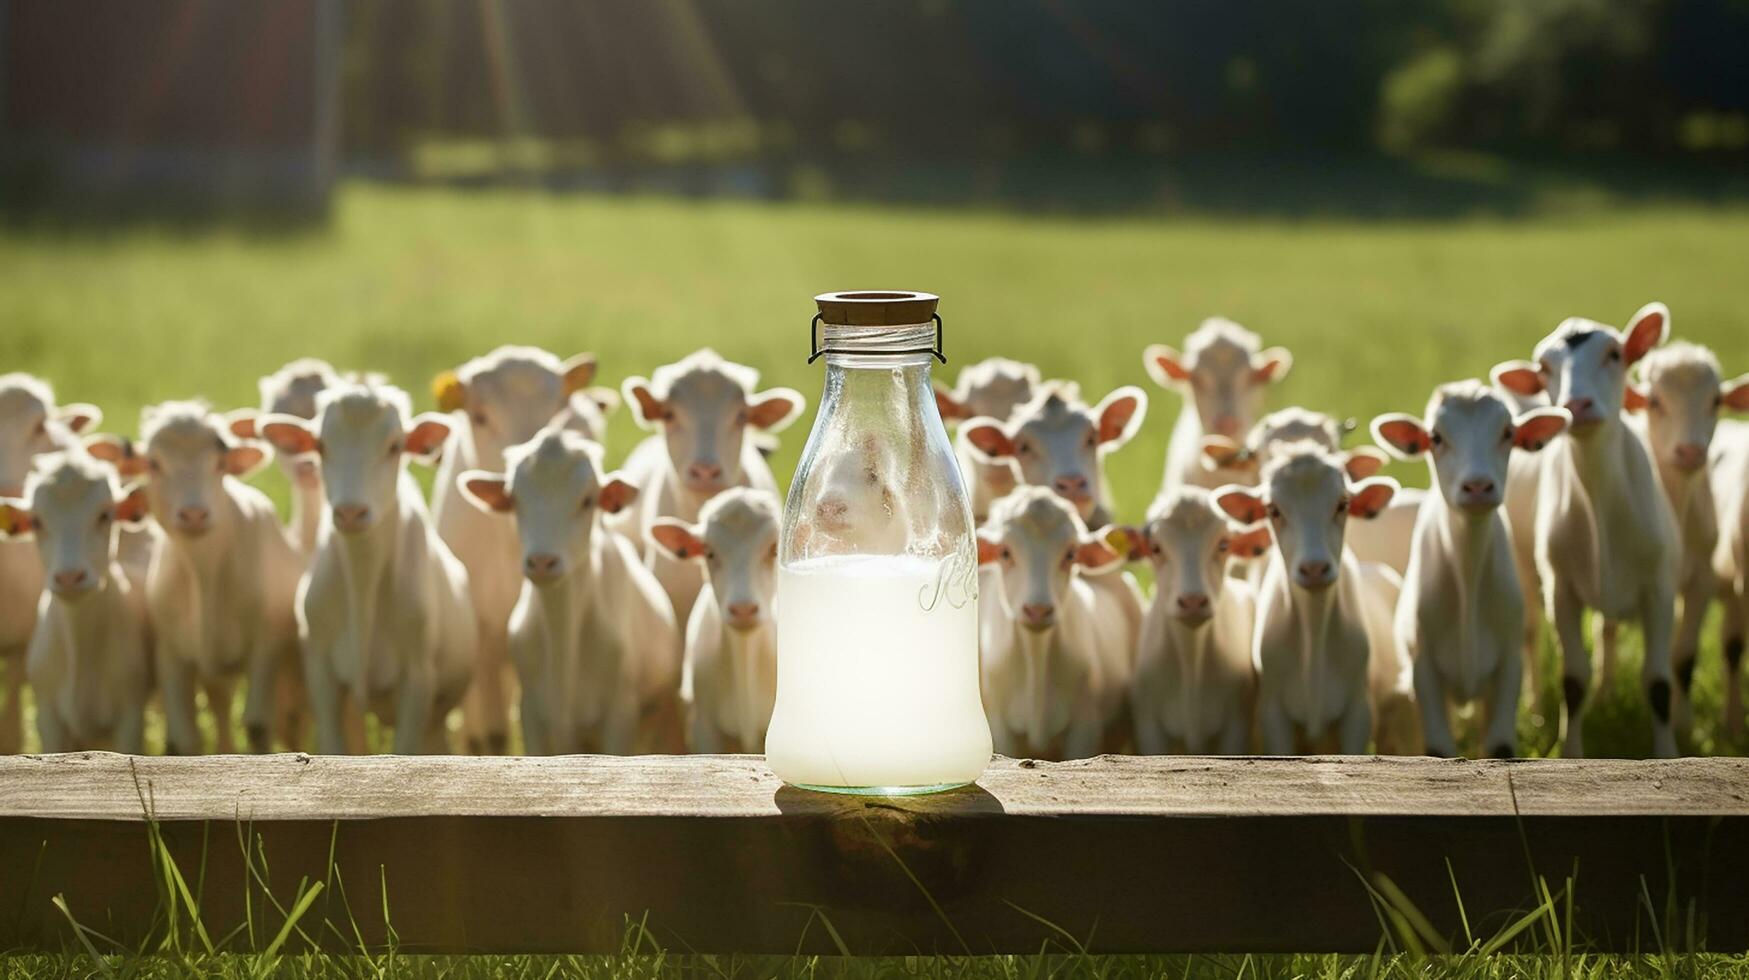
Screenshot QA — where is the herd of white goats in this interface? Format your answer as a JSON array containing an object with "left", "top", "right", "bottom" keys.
[{"left": 3, "top": 300, "right": 1748, "bottom": 762}]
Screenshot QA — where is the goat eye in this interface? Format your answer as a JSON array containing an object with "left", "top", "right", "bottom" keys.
[
  {"left": 1430, "top": 432, "right": 1444, "bottom": 448},
  {"left": 1608, "top": 348, "right": 1622, "bottom": 363},
  {"left": 387, "top": 441, "right": 402, "bottom": 456},
  {"left": 471, "top": 411, "right": 488, "bottom": 427},
  {"left": 1267, "top": 504, "right": 1282, "bottom": 520},
  {"left": 1502, "top": 426, "right": 1514, "bottom": 442},
  {"left": 1336, "top": 498, "right": 1350, "bottom": 517},
  {"left": 580, "top": 495, "right": 594, "bottom": 511},
  {"left": 1713, "top": 395, "right": 1724, "bottom": 411},
  {"left": 735, "top": 410, "right": 749, "bottom": 426},
  {"left": 33, "top": 420, "right": 47, "bottom": 437},
  {"left": 98, "top": 509, "right": 112, "bottom": 524},
  {"left": 1215, "top": 538, "right": 1229, "bottom": 554}
]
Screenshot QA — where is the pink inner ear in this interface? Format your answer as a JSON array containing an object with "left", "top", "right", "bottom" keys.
[
  {"left": 976, "top": 535, "right": 1003, "bottom": 565},
  {"left": 630, "top": 386, "right": 666, "bottom": 423},
  {"left": 599, "top": 479, "right": 638, "bottom": 514},
  {"left": 1625, "top": 311, "right": 1665, "bottom": 363},
  {"left": 934, "top": 388, "right": 969, "bottom": 420},
  {"left": 650, "top": 523, "right": 700, "bottom": 558},
  {"left": 1377, "top": 420, "right": 1429, "bottom": 456},
  {"left": 1215, "top": 491, "right": 1266, "bottom": 525},
  {"left": 1098, "top": 398, "right": 1139, "bottom": 443},
  {"left": 1153, "top": 353, "right": 1191, "bottom": 383},
  {"left": 965, "top": 425, "right": 1014, "bottom": 458}
]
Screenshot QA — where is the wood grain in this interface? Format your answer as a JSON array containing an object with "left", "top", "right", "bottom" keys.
[{"left": 2, "top": 753, "right": 1745, "bottom": 954}]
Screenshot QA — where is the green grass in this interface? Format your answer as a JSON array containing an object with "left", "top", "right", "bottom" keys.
[{"left": 5, "top": 184, "right": 1749, "bottom": 761}]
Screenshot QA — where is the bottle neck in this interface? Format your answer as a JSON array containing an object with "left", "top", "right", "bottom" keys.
[{"left": 819, "top": 321, "right": 938, "bottom": 369}]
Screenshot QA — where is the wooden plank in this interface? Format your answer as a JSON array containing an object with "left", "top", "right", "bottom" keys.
[{"left": 1, "top": 753, "right": 1745, "bottom": 954}]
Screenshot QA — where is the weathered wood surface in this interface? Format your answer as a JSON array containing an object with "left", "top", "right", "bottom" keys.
[{"left": 1, "top": 753, "right": 1746, "bottom": 954}]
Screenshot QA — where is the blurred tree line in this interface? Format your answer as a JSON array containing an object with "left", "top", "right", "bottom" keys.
[{"left": 341, "top": 0, "right": 1749, "bottom": 169}]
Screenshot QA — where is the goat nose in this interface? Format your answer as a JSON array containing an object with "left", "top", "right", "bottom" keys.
[
  {"left": 726, "top": 601, "right": 761, "bottom": 623},
  {"left": 1020, "top": 602, "right": 1055, "bottom": 625},
  {"left": 1176, "top": 593, "right": 1211, "bottom": 614},
  {"left": 1052, "top": 474, "right": 1090, "bottom": 499},
  {"left": 1564, "top": 397, "right": 1594, "bottom": 418},
  {"left": 1461, "top": 477, "right": 1496, "bottom": 496},
  {"left": 1297, "top": 559, "right": 1333, "bottom": 583},
  {"left": 53, "top": 569, "right": 89, "bottom": 590},
  {"left": 332, "top": 504, "right": 370, "bottom": 530},
  {"left": 687, "top": 461, "right": 723, "bottom": 483},
  {"left": 1210, "top": 415, "right": 1241, "bottom": 437},
  {"left": 525, "top": 553, "right": 561, "bottom": 578},
  {"left": 176, "top": 505, "right": 209, "bottom": 529},
  {"left": 1673, "top": 443, "right": 1707, "bottom": 470}
]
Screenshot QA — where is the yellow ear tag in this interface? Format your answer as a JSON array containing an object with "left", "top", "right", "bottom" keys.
[
  {"left": 432, "top": 370, "right": 466, "bottom": 413},
  {"left": 1103, "top": 526, "right": 1136, "bottom": 560}
]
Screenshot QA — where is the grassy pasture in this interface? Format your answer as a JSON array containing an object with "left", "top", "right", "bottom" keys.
[
  {"left": 4, "top": 186, "right": 1749, "bottom": 760},
  {"left": 4, "top": 184, "right": 1749, "bottom": 975}
]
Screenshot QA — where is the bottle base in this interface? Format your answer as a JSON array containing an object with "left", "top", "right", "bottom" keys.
[{"left": 786, "top": 780, "right": 975, "bottom": 797}]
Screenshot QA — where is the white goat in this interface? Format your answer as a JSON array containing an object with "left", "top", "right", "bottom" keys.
[
  {"left": 648, "top": 488, "right": 780, "bottom": 753},
  {"left": 259, "top": 384, "right": 474, "bottom": 754},
  {"left": 1491, "top": 302, "right": 1684, "bottom": 758},
  {"left": 1214, "top": 444, "right": 1416, "bottom": 754},
  {"left": 461, "top": 429, "right": 682, "bottom": 754},
  {"left": 1111, "top": 488, "right": 1268, "bottom": 754},
  {"left": 1143, "top": 318, "right": 1292, "bottom": 492},
  {"left": 0, "top": 453, "right": 152, "bottom": 752},
  {"left": 976, "top": 487, "right": 1129, "bottom": 759},
  {"left": 428, "top": 345, "right": 601, "bottom": 754},
  {"left": 1372, "top": 381, "right": 1569, "bottom": 758}
]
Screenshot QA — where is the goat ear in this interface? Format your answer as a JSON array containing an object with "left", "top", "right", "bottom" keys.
[
  {"left": 747, "top": 388, "right": 805, "bottom": 433},
  {"left": 598, "top": 475, "right": 639, "bottom": 515},
  {"left": 1099, "top": 524, "right": 1149, "bottom": 562},
  {"left": 1371, "top": 414, "right": 1430, "bottom": 460},
  {"left": 85, "top": 435, "right": 148, "bottom": 477},
  {"left": 225, "top": 409, "right": 260, "bottom": 441},
  {"left": 404, "top": 414, "right": 454, "bottom": 462},
  {"left": 223, "top": 444, "right": 271, "bottom": 479},
  {"left": 1720, "top": 374, "right": 1749, "bottom": 414},
  {"left": 0, "top": 500, "right": 35, "bottom": 539},
  {"left": 258, "top": 414, "right": 320, "bottom": 459},
  {"left": 622, "top": 377, "right": 667, "bottom": 429},
  {"left": 114, "top": 484, "right": 151, "bottom": 527},
  {"left": 1074, "top": 534, "right": 1123, "bottom": 574},
  {"left": 458, "top": 471, "right": 514, "bottom": 514},
  {"left": 1213, "top": 485, "right": 1268, "bottom": 525},
  {"left": 648, "top": 519, "right": 707, "bottom": 561},
  {"left": 1095, "top": 387, "right": 1148, "bottom": 446},
  {"left": 934, "top": 384, "right": 973, "bottom": 422},
  {"left": 1347, "top": 477, "right": 1399, "bottom": 520},
  {"left": 976, "top": 531, "right": 1004, "bottom": 566},
  {"left": 1491, "top": 360, "right": 1545, "bottom": 398},
  {"left": 1199, "top": 435, "right": 1254, "bottom": 473},
  {"left": 56, "top": 403, "right": 103, "bottom": 434},
  {"left": 1250, "top": 346, "right": 1293, "bottom": 385},
  {"left": 1623, "top": 302, "right": 1669, "bottom": 366},
  {"left": 1513, "top": 407, "right": 1570, "bottom": 453},
  {"left": 560, "top": 353, "right": 598, "bottom": 396},
  {"left": 1228, "top": 523, "right": 1273, "bottom": 560},
  {"left": 1344, "top": 446, "right": 1388, "bottom": 480},
  {"left": 961, "top": 418, "right": 1016, "bottom": 460},
  {"left": 1142, "top": 344, "right": 1191, "bottom": 388}
]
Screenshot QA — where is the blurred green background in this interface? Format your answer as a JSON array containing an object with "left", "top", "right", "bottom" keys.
[{"left": 2, "top": 0, "right": 1747, "bottom": 758}]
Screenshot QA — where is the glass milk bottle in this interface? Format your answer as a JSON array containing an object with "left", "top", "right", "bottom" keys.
[{"left": 767, "top": 290, "right": 992, "bottom": 795}]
